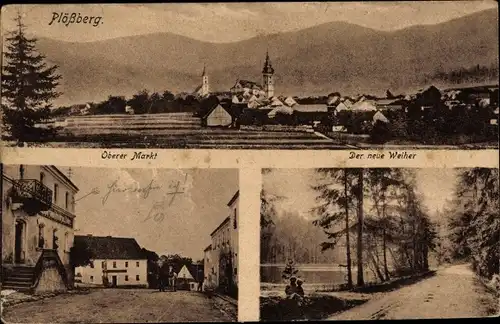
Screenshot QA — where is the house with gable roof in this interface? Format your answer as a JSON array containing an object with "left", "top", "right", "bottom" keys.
[{"left": 74, "top": 235, "right": 148, "bottom": 288}]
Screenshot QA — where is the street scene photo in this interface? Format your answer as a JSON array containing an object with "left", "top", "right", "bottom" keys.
[
  {"left": 1, "top": 165, "right": 238, "bottom": 322},
  {"left": 260, "top": 168, "right": 499, "bottom": 320},
  {"left": 1, "top": 2, "right": 498, "bottom": 149}
]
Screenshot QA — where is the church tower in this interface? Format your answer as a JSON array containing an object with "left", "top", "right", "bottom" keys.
[
  {"left": 262, "top": 51, "right": 275, "bottom": 98},
  {"left": 201, "top": 64, "right": 209, "bottom": 96}
]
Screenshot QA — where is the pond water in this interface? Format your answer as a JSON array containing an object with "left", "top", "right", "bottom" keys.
[
  {"left": 260, "top": 265, "right": 347, "bottom": 284},
  {"left": 260, "top": 264, "right": 378, "bottom": 284}
]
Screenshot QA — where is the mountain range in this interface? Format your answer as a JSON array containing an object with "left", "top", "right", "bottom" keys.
[{"left": 29, "top": 8, "right": 499, "bottom": 106}]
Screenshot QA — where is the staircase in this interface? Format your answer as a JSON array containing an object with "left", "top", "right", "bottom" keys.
[{"left": 2, "top": 265, "right": 35, "bottom": 292}]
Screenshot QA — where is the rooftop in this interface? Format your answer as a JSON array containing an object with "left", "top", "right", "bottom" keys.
[{"left": 74, "top": 235, "right": 146, "bottom": 260}]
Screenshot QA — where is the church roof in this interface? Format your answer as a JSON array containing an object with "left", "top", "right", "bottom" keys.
[{"left": 232, "top": 79, "right": 262, "bottom": 90}]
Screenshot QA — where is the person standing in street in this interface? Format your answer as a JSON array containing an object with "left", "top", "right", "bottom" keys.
[{"left": 168, "top": 265, "right": 177, "bottom": 291}]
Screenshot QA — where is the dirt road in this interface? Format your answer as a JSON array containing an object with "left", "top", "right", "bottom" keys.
[
  {"left": 328, "top": 264, "right": 498, "bottom": 320},
  {"left": 2, "top": 289, "right": 235, "bottom": 323}
]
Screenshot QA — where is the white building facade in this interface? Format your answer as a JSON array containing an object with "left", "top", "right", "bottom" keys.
[
  {"left": 74, "top": 235, "right": 148, "bottom": 288},
  {"left": 2, "top": 165, "right": 78, "bottom": 293}
]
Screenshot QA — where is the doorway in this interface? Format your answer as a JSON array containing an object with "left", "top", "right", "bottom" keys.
[
  {"left": 112, "top": 276, "right": 117, "bottom": 287},
  {"left": 14, "top": 220, "right": 25, "bottom": 264}
]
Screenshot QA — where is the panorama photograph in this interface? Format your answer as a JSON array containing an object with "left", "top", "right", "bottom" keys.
[{"left": 0, "top": 2, "right": 498, "bottom": 149}]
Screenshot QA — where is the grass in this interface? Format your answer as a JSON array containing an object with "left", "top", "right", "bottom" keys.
[{"left": 260, "top": 295, "right": 366, "bottom": 321}]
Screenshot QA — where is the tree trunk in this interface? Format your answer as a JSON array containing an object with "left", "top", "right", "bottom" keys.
[
  {"left": 356, "top": 169, "right": 365, "bottom": 287},
  {"left": 383, "top": 229, "right": 390, "bottom": 281},
  {"left": 370, "top": 252, "right": 385, "bottom": 282},
  {"left": 344, "top": 171, "right": 353, "bottom": 289},
  {"left": 381, "top": 193, "right": 390, "bottom": 281},
  {"left": 423, "top": 243, "right": 429, "bottom": 270}
]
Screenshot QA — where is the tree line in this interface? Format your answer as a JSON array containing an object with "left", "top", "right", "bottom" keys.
[
  {"left": 260, "top": 168, "right": 437, "bottom": 288},
  {"left": 446, "top": 168, "right": 499, "bottom": 280},
  {"left": 425, "top": 64, "right": 499, "bottom": 85}
]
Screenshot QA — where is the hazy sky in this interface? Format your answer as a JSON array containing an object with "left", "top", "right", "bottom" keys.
[
  {"left": 263, "top": 168, "right": 459, "bottom": 222},
  {"left": 67, "top": 167, "right": 238, "bottom": 261},
  {"left": 2, "top": 2, "right": 497, "bottom": 43}
]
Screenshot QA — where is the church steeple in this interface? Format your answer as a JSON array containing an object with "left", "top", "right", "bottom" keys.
[
  {"left": 262, "top": 50, "right": 275, "bottom": 74},
  {"left": 262, "top": 50, "right": 275, "bottom": 98},
  {"left": 201, "top": 63, "right": 209, "bottom": 96}
]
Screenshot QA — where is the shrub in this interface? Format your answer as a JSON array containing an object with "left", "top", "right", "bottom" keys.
[{"left": 370, "top": 120, "right": 392, "bottom": 143}]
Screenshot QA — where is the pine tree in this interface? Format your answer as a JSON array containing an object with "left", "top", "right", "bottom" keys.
[
  {"left": 311, "top": 168, "right": 356, "bottom": 289},
  {"left": 1, "top": 12, "right": 61, "bottom": 142}
]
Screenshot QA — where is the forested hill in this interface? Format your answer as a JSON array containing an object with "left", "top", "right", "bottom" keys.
[{"left": 31, "top": 8, "right": 498, "bottom": 105}]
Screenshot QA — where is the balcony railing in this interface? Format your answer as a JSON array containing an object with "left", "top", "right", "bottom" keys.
[{"left": 12, "top": 179, "right": 53, "bottom": 210}]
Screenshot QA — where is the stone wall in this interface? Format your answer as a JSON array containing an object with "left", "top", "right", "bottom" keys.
[{"left": 34, "top": 267, "right": 67, "bottom": 294}]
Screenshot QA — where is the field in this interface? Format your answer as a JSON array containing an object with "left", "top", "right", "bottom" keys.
[
  {"left": 46, "top": 113, "right": 344, "bottom": 149},
  {"left": 4, "top": 112, "right": 497, "bottom": 149}
]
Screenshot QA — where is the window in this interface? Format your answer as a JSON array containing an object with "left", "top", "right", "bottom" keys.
[
  {"left": 125, "top": 275, "right": 129, "bottom": 281},
  {"left": 233, "top": 208, "right": 237, "bottom": 229},
  {"left": 125, "top": 261, "right": 128, "bottom": 268},
  {"left": 52, "top": 229, "right": 58, "bottom": 250},
  {"left": 40, "top": 172, "right": 45, "bottom": 184},
  {"left": 54, "top": 184, "right": 59, "bottom": 203},
  {"left": 113, "top": 261, "right": 116, "bottom": 268},
  {"left": 136, "top": 275, "right": 140, "bottom": 281},
  {"left": 102, "top": 261, "right": 106, "bottom": 268},
  {"left": 64, "top": 232, "right": 69, "bottom": 252},
  {"left": 90, "top": 276, "right": 94, "bottom": 282},
  {"left": 65, "top": 192, "right": 69, "bottom": 209},
  {"left": 136, "top": 261, "right": 139, "bottom": 267},
  {"left": 90, "top": 262, "right": 94, "bottom": 268},
  {"left": 19, "top": 165, "right": 24, "bottom": 179},
  {"left": 38, "top": 224, "right": 45, "bottom": 248}
]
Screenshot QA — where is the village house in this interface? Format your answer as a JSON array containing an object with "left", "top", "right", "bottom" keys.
[
  {"left": 176, "top": 263, "right": 203, "bottom": 291},
  {"left": 203, "top": 244, "right": 212, "bottom": 285},
  {"left": 204, "top": 191, "right": 239, "bottom": 291},
  {"left": 2, "top": 165, "right": 78, "bottom": 293},
  {"left": 74, "top": 235, "right": 148, "bottom": 288}
]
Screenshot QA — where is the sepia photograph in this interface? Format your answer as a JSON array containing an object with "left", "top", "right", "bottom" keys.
[
  {"left": 1, "top": 165, "right": 239, "bottom": 322},
  {"left": 260, "top": 168, "right": 499, "bottom": 320},
  {"left": 1, "top": 2, "right": 498, "bottom": 149}
]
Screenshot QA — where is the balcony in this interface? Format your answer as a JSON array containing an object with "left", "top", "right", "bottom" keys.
[{"left": 11, "top": 179, "right": 53, "bottom": 215}]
